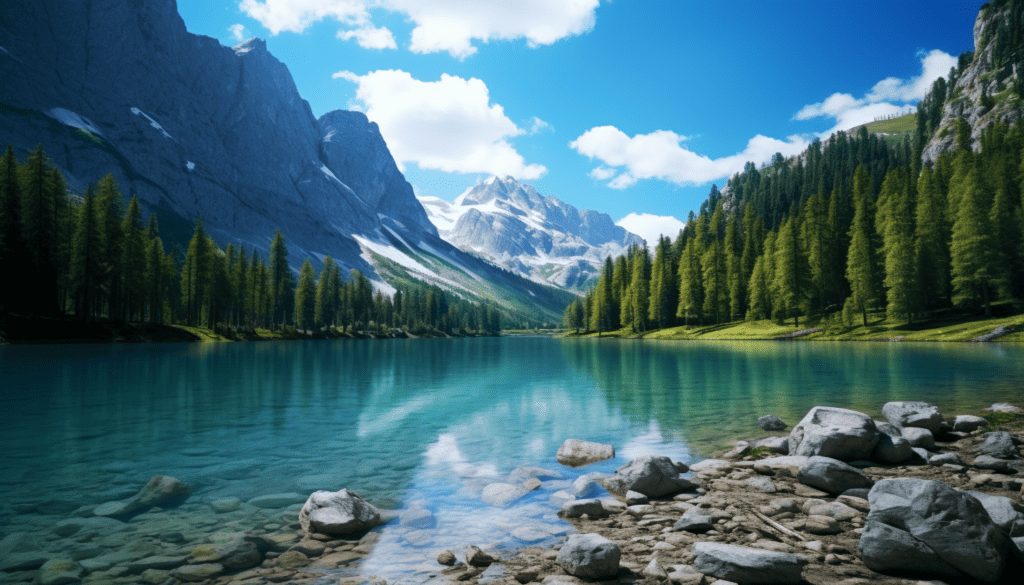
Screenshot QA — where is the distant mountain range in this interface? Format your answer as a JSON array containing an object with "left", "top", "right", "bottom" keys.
[
  {"left": 419, "top": 176, "right": 643, "bottom": 291},
  {"left": 0, "top": 0, "right": 574, "bottom": 325}
]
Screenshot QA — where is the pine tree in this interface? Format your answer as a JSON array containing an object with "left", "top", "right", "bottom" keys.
[
  {"left": 915, "top": 166, "right": 951, "bottom": 310},
  {"left": 951, "top": 165, "right": 997, "bottom": 315},
  {"left": 725, "top": 215, "right": 744, "bottom": 320},
  {"left": 845, "top": 165, "right": 881, "bottom": 326},
  {"left": 145, "top": 233, "right": 165, "bottom": 323},
  {"left": 119, "top": 195, "right": 146, "bottom": 321},
  {"left": 96, "top": 174, "right": 125, "bottom": 320},
  {"left": 269, "top": 230, "right": 290, "bottom": 328},
  {"left": 989, "top": 186, "right": 1017, "bottom": 299},
  {"left": 600, "top": 256, "right": 616, "bottom": 333},
  {"left": 294, "top": 258, "right": 316, "bottom": 332},
  {"left": 802, "top": 184, "right": 828, "bottom": 312},
  {"left": 676, "top": 239, "right": 703, "bottom": 326},
  {"left": 0, "top": 144, "right": 25, "bottom": 313},
  {"left": 772, "top": 215, "right": 810, "bottom": 326},
  {"left": 69, "top": 185, "right": 103, "bottom": 320},
  {"left": 881, "top": 168, "right": 919, "bottom": 323},
  {"left": 629, "top": 244, "right": 650, "bottom": 332},
  {"left": 611, "top": 255, "right": 628, "bottom": 328},
  {"left": 19, "top": 144, "right": 61, "bottom": 315},
  {"left": 648, "top": 236, "right": 674, "bottom": 328},
  {"left": 180, "top": 218, "right": 212, "bottom": 326},
  {"left": 315, "top": 256, "right": 338, "bottom": 329},
  {"left": 746, "top": 254, "right": 770, "bottom": 321}
]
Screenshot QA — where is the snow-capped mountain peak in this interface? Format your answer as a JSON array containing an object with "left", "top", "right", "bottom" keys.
[{"left": 419, "top": 176, "right": 642, "bottom": 291}]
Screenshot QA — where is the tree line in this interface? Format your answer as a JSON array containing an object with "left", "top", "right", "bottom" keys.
[
  {"left": 0, "top": 144, "right": 500, "bottom": 336},
  {"left": 566, "top": 108, "right": 1024, "bottom": 334}
]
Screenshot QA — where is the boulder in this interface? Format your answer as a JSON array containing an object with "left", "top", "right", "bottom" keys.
[
  {"left": 990, "top": 403, "right": 1024, "bottom": 415},
  {"left": 797, "top": 456, "right": 873, "bottom": 495},
  {"left": 882, "top": 401, "right": 944, "bottom": 433},
  {"left": 758, "top": 415, "right": 788, "bottom": 432},
  {"left": 788, "top": 407, "right": 880, "bottom": 461},
  {"left": 901, "top": 427, "right": 935, "bottom": 449},
  {"left": 689, "top": 459, "right": 734, "bottom": 474},
  {"left": 298, "top": 490, "right": 380, "bottom": 535},
  {"left": 481, "top": 483, "right": 530, "bottom": 507},
  {"left": 974, "top": 454, "right": 1015, "bottom": 472},
  {"left": 874, "top": 421, "right": 902, "bottom": 438},
  {"left": 754, "top": 437, "right": 789, "bottom": 455},
  {"left": 556, "top": 439, "right": 615, "bottom": 468},
  {"left": 803, "top": 515, "right": 841, "bottom": 535},
  {"left": 190, "top": 533, "right": 262, "bottom": 570},
  {"left": 94, "top": 476, "right": 191, "bottom": 518},
  {"left": 806, "top": 501, "right": 859, "bottom": 521},
  {"left": 858, "top": 478, "right": 1012, "bottom": 582},
  {"left": 953, "top": 415, "right": 989, "bottom": 433},
  {"left": 437, "top": 550, "right": 456, "bottom": 566},
  {"left": 171, "top": 564, "right": 224, "bottom": 582},
  {"left": 556, "top": 534, "right": 620, "bottom": 579},
  {"left": 979, "top": 431, "right": 1018, "bottom": 459},
  {"left": 965, "top": 491, "right": 1024, "bottom": 538},
  {"left": 675, "top": 507, "right": 729, "bottom": 533},
  {"left": 602, "top": 456, "right": 698, "bottom": 500},
  {"left": 643, "top": 558, "right": 669, "bottom": 580},
  {"left": 465, "top": 545, "right": 495, "bottom": 567},
  {"left": 569, "top": 472, "right": 609, "bottom": 497},
  {"left": 37, "top": 559, "right": 84, "bottom": 585},
  {"left": 872, "top": 433, "right": 913, "bottom": 464},
  {"left": 560, "top": 499, "right": 608, "bottom": 519},
  {"left": 928, "top": 453, "right": 964, "bottom": 466},
  {"left": 692, "top": 542, "right": 808, "bottom": 584},
  {"left": 722, "top": 441, "right": 752, "bottom": 459},
  {"left": 752, "top": 456, "right": 809, "bottom": 478}
]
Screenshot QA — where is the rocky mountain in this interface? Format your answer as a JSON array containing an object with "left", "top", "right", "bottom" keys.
[
  {"left": 923, "top": 0, "right": 1024, "bottom": 162},
  {"left": 419, "top": 176, "right": 643, "bottom": 290},
  {"left": 0, "top": 0, "right": 573, "bottom": 324}
]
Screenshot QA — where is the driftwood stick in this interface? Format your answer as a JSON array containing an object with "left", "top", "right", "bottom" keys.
[{"left": 752, "top": 510, "right": 807, "bottom": 541}]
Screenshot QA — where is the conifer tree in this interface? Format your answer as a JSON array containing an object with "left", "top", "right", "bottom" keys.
[
  {"left": 315, "top": 256, "right": 338, "bottom": 329},
  {"left": 746, "top": 254, "right": 770, "bottom": 321},
  {"left": 989, "top": 186, "right": 1017, "bottom": 299},
  {"left": 676, "top": 239, "right": 703, "bottom": 326},
  {"left": 772, "top": 215, "right": 810, "bottom": 326},
  {"left": 612, "top": 255, "right": 629, "bottom": 328},
  {"left": 882, "top": 168, "right": 919, "bottom": 323},
  {"left": 96, "top": 174, "right": 125, "bottom": 319},
  {"left": 294, "top": 258, "right": 316, "bottom": 332},
  {"left": 845, "top": 165, "right": 881, "bottom": 326},
  {"left": 701, "top": 236, "right": 725, "bottom": 323},
  {"left": 119, "top": 195, "right": 146, "bottom": 321},
  {"left": 600, "top": 256, "right": 616, "bottom": 333},
  {"left": 0, "top": 144, "right": 25, "bottom": 313},
  {"left": 269, "top": 230, "right": 291, "bottom": 328},
  {"left": 69, "top": 186, "right": 103, "bottom": 320},
  {"left": 19, "top": 144, "right": 62, "bottom": 315},
  {"left": 145, "top": 233, "right": 165, "bottom": 323},
  {"left": 629, "top": 244, "right": 650, "bottom": 332},
  {"left": 725, "top": 215, "right": 744, "bottom": 320},
  {"left": 648, "top": 236, "right": 674, "bottom": 328},
  {"left": 951, "top": 165, "right": 996, "bottom": 315},
  {"left": 914, "top": 166, "right": 950, "bottom": 309},
  {"left": 180, "top": 218, "right": 212, "bottom": 326}
]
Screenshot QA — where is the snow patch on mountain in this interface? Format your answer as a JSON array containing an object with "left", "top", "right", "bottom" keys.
[{"left": 418, "top": 176, "right": 642, "bottom": 291}]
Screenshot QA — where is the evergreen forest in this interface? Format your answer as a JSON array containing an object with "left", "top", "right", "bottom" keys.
[
  {"left": 565, "top": 77, "right": 1024, "bottom": 336},
  {"left": 0, "top": 144, "right": 502, "bottom": 337}
]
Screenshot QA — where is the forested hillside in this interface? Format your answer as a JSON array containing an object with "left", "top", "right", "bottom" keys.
[
  {"left": 565, "top": 100, "right": 1024, "bottom": 335},
  {"left": 0, "top": 145, "right": 503, "bottom": 338}
]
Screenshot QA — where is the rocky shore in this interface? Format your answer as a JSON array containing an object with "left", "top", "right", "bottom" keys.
[{"left": 1, "top": 402, "right": 1022, "bottom": 585}]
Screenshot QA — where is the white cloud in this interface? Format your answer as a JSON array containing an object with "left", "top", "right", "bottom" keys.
[
  {"left": 229, "top": 23, "right": 247, "bottom": 41},
  {"left": 239, "top": 0, "right": 601, "bottom": 58},
  {"left": 336, "top": 69, "right": 546, "bottom": 179},
  {"left": 616, "top": 213, "right": 686, "bottom": 244},
  {"left": 338, "top": 25, "right": 397, "bottom": 49},
  {"left": 528, "top": 116, "right": 553, "bottom": 135},
  {"left": 589, "top": 166, "right": 616, "bottom": 180},
  {"left": 795, "top": 49, "right": 957, "bottom": 137},
  {"left": 571, "top": 126, "right": 809, "bottom": 188}
]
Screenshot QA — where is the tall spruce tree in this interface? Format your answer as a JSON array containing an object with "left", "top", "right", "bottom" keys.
[
  {"left": 881, "top": 168, "right": 919, "bottom": 323},
  {"left": 145, "top": 233, "right": 165, "bottom": 323},
  {"left": 269, "top": 230, "right": 291, "bottom": 328},
  {"left": 629, "top": 245, "right": 650, "bottom": 332},
  {"left": 119, "top": 195, "right": 146, "bottom": 321},
  {"left": 96, "top": 175, "right": 125, "bottom": 320},
  {"left": 315, "top": 256, "right": 338, "bottom": 329},
  {"left": 0, "top": 144, "right": 25, "bottom": 313},
  {"left": 294, "top": 258, "right": 316, "bottom": 332},
  {"left": 845, "top": 165, "right": 881, "bottom": 326},
  {"left": 19, "top": 144, "right": 62, "bottom": 315},
  {"left": 772, "top": 215, "right": 810, "bottom": 326},
  {"left": 180, "top": 218, "right": 212, "bottom": 326},
  {"left": 648, "top": 236, "right": 675, "bottom": 328},
  {"left": 69, "top": 186, "right": 103, "bottom": 320},
  {"left": 915, "top": 166, "right": 951, "bottom": 309},
  {"left": 676, "top": 238, "right": 703, "bottom": 326},
  {"left": 951, "top": 165, "right": 997, "bottom": 315}
]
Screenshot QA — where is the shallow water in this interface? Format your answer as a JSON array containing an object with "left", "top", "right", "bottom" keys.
[{"left": 0, "top": 338, "right": 1019, "bottom": 583}]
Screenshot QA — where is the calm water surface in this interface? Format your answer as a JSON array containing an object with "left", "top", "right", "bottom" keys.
[{"left": 0, "top": 338, "right": 1020, "bottom": 582}]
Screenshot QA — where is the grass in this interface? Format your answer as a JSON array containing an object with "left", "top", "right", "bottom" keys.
[
  {"left": 557, "top": 303, "right": 1024, "bottom": 343},
  {"left": 979, "top": 411, "right": 1024, "bottom": 434},
  {"left": 859, "top": 113, "right": 916, "bottom": 135}
]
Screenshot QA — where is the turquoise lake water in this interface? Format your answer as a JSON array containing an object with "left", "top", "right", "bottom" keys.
[{"left": 0, "top": 337, "right": 1020, "bottom": 582}]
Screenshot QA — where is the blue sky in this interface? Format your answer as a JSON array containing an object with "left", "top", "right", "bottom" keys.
[{"left": 176, "top": 0, "right": 984, "bottom": 243}]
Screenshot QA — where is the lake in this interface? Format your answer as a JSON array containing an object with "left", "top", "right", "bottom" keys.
[{"left": 0, "top": 338, "right": 1019, "bottom": 582}]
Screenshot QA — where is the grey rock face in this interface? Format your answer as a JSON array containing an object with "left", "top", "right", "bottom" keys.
[
  {"left": 928, "top": 452, "right": 964, "bottom": 466},
  {"left": 754, "top": 437, "right": 790, "bottom": 455},
  {"left": 965, "top": 491, "right": 1024, "bottom": 538},
  {"left": 419, "top": 176, "right": 643, "bottom": 290},
  {"left": 953, "top": 414, "right": 989, "bottom": 432},
  {"left": 859, "top": 478, "right": 1011, "bottom": 582},
  {"left": 979, "top": 431, "right": 1018, "bottom": 459},
  {"left": 758, "top": 415, "right": 788, "bottom": 431},
  {"left": 465, "top": 545, "right": 495, "bottom": 567},
  {"left": 559, "top": 499, "right": 608, "bottom": 519},
  {"left": 556, "top": 439, "right": 615, "bottom": 468},
  {"left": 872, "top": 433, "right": 913, "bottom": 464},
  {"left": 882, "top": 401, "right": 944, "bottom": 433},
  {"left": 602, "top": 456, "right": 698, "bottom": 499},
  {"left": 556, "top": 534, "right": 620, "bottom": 579},
  {"left": 299, "top": 489, "right": 380, "bottom": 535},
  {"left": 901, "top": 427, "right": 936, "bottom": 450},
  {"left": 974, "top": 454, "right": 1015, "bottom": 472},
  {"left": 692, "top": 542, "right": 808, "bottom": 584},
  {"left": 788, "top": 407, "right": 879, "bottom": 461},
  {"left": 797, "top": 456, "right": 873, "bottom": 495}
]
